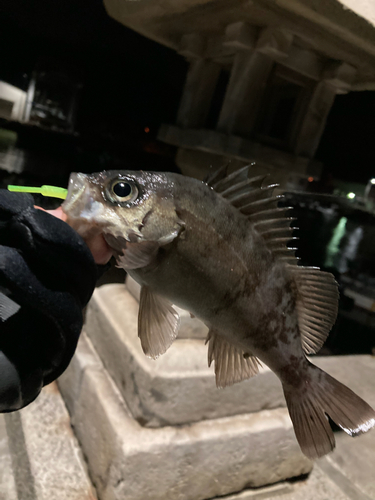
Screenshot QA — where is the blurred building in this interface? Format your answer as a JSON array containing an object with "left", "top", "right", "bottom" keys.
[
  {"left": 103, "top": 0, "right": 375, "bottom": 187},
  {"left": 0, "top": 60, "right": 81, "bottom": 134},
  {"left": 0, "top": 81, "right": 27, "bottom": 122},
  {"left": 24, "top": 60, "right": 81, "bottom": 134}
]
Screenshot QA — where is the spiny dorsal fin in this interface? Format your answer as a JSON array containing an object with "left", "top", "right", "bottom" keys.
[
  {"left": 208, "top": 164, "right": 298, "bottom": 265},
  {"left": 289, "top": 267, "right": 339, "bottom": 354},
  {"left": 205, "top": 162, "right": 230, "bottom": 186},
  {"left": 211, "top": 163, "right": 260, "bottom": 193},
  {"left": 206, "top": 329, "right": 261, "bottom": 388}
]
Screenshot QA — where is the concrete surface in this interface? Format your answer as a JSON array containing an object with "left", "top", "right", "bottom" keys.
[
  {"left": 158, "top": 125, "right": 313, "bottom": 181},
  {"left": 58, "top": 329, "right": 375, "bottom": 500},
  {"left": 85, "top": 283, "right": 375, "bottom": 432},
  {"left": 327, "top": 430, "right": 375, "bottom": 499},
  {"left": 1, "top": 384, "right": 96, "bottom": 500},
  {"left": 0, "top": 415, "right": 17, "bottom": 500},
  {"left": 103, "top": 0, "right": 375, "bottom": 88},
  {"left": 221, "top": 465, "right": 353, "bottom": 500},
  {"left": 314, "top": 353, "right": 375, "bottom": 500},
  {"left": 0, "top": 293, "right": 373, "bottom": 499},
  {"left": 85, "top": 284, "right": 287, "bottom": 427},
  {"left": 1, "top": 369, "right": 371, "bottom": 500},
  {"left": 58, "top": 332, "right": 312, "bottom": 500}
]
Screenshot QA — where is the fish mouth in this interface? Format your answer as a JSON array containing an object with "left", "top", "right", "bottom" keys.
[{"left": 62, "top": 173, "right": 89, "bottom": 212}]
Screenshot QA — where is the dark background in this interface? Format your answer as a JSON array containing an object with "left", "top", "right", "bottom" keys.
[{"left": 0, "top": 0, "right": 374, "bottom": 183}]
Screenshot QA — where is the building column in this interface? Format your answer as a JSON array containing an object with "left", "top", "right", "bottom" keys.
[
  {"left": 293, "top": 82, "right": 337, "bottom": 157},
  {"left": 216, "top": 51, "right": 273, "bottom": 136},
  {"left": 217, "top": 26, "right": 292, "bottom": 137},
  {"left": 294, "top": 62, "right": 356, "bottom": 157},
  {"left": 176, "top": 59, "right": 221, "bottom": 129},
  {"left": 23, "top": 73, "right": 36, "bottom": 122}
]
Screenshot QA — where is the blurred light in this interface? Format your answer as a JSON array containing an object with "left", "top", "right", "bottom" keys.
[
  {"left": 370, "top": 178, "right": 375, "bottom": 185},
  {"left": 325, "top": 217, "right": 347, "bottom": 268},
  {"left": 144, "top": 127, "right": 150, "bottom": 133},
  {"left": 347, "top": 192, "right": 356, "bottom": 199},
  {"left": 307, "top": 176, "right": 314, "bottom": 182}
]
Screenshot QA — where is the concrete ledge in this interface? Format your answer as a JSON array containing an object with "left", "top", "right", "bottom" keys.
[
  {"left": 58, "top": 332, "right": 312, "bottom": 500},
  {"left": 220, "top": 464, "right": 353, "bottom": 500},
  {"left": 0, "top": 416, "right": 17, "bottom": 500},
  {"left": 85, "top": 284, "right": 286, "bottom": 427},
  {"left": 84, "top": 284, "right": 375, "bottom": 431},
  {"left": 4, "top": 383, "right": 96, "bottom": 500},
  {"left": 158, "top": 125, "right": 313, "bottom": 176}
]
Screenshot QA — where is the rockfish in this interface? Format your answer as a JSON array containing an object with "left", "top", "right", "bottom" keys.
[{"left": 62, "top": 166, "right": 375, "bottom": 459}]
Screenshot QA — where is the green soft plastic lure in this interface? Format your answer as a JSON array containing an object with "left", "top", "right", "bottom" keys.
[{"left": 7, "top": 185, "right": 68, "bottom": 200}]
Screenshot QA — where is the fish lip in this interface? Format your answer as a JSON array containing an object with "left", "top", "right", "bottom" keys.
[{"left": 62, "top": 173, "right": 88, "bottom": 211}]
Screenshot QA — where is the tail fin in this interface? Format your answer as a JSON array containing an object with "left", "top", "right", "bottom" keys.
[{"left": 283, "top": 362, "right": 375, "bottom": 460}]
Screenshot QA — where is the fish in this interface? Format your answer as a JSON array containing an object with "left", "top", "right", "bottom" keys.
[{"left": 62, "top": 166, "right": 375, "bottom": 460}]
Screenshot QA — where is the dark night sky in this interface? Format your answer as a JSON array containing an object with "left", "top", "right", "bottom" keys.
[
  {"left": 316, "top": 91, "right": 375, "bottom": 183},
  {"left": 0, "top": 0, "right": 187, "bottom": 129},
  {"left": 0, "top": 0, "right": 374, "bottom": 183}
]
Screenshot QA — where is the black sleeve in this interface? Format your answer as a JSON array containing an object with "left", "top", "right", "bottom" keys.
[{"left": 0, "top": 189, "right": 99, "bottom": 412}]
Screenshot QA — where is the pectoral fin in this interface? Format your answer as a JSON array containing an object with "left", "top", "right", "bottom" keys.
[
  {"left": 117, "top": 240, "right": 160, "bottom": 270},
  {"left": 206, "top": 329, "right": 261, "bottom": 388},
  {"left": 138, "top": 286, "right": 180, "bottom": 359}
]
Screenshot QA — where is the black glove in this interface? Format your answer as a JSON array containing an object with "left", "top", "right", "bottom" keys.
[{"left": 0, "top": 189, "right": 99, "bottom": 412}]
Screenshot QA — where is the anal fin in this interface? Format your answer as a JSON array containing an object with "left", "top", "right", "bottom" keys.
[
  {"left": 206, "top": 329, "right": 261, "bottom": 388},
  {"left": 138, "top": 286, "right": 180, "bottom": 359}
]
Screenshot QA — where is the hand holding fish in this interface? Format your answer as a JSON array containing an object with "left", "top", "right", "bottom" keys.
[
  {"left": 62, "top": 166, "right": 375, "bottom": 460},
  {"left": 35, "top": 206, "right": 113, "bottom": 265},
  {"left": 0, "top": 189, "right": 99, "bottom": 412}
]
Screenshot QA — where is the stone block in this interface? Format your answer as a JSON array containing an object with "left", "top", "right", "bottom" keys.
[
  {"left": 220, "top": 464, "right": 353, "bottom": 499},
  {"left": 323, "top": 61, "right": 357, "bottom": 91},
  {"left": 312, "top": 356, "right": 375, "bottom": 500},
  {"left": 59, "top": 333, "right": 312, "bottom": 500},
  {"left": 0, "top": 416, "right": 17, "bottom": 500},
  {"left": 223, "top": 22, "right": 257, "bottom": 52},
  {"left": 256, "top": 28, "right": 293, "bottom": 59},
  {"left": 83, "top": 283, "right": 375, "bottom": 434},
  {"left": 176, "top": 58, "right": 221, "bottom": 129},
  {"left": 84, "top": 284, "right": 286, "bottom": 427},
  {"left": 281, "top": 46, "right": 324, "bottom": 81},
  {"left": 179, "top": 33, "right": 206, "bottom": 59},
  {"left": 205, "top": 36, "right": 234, "bottom": 65},
  {"left": 5, "top": 383, "right": 96, "bottom": 500},
  {"left": 158, "top": 125, "right": 312, "bottom": 184}
]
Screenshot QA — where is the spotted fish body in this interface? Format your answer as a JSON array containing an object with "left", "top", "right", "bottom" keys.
[{"left": 62, "top": 166, "right": 375, "bottom": 459}]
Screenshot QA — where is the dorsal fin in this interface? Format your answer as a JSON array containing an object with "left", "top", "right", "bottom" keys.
[
  {"left": 208, "top": 165, "right": 339, "bottom": 354},
  {"left": 205, "top": 162, "right": 230, "bottom": 186},
  {"left": 209, "top": 164, "right": 298, "bottom": 265},
  {"left": 211, "top": 164, "right": 259, "bottom": 193},
  {"left": 289, "top": 267, "right": 339, "bottom": 354}
]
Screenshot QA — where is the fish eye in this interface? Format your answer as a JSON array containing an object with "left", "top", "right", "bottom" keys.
[
  {"left": 107, "top": 178, "right": 139, "bottom": 204},
  {"left": 113, "top": 181, "right": 132, "bottom": 198}
]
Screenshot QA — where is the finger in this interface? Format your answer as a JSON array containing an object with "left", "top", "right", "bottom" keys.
[
  {"left": 34, "top": 206, "right": 112, "bottom": 264},
  {"left": 84, "top": 233, "right": 113, "bottom": 265},
  {"left": 34, "top": 206, "right": 67, "bottom": 222}
]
